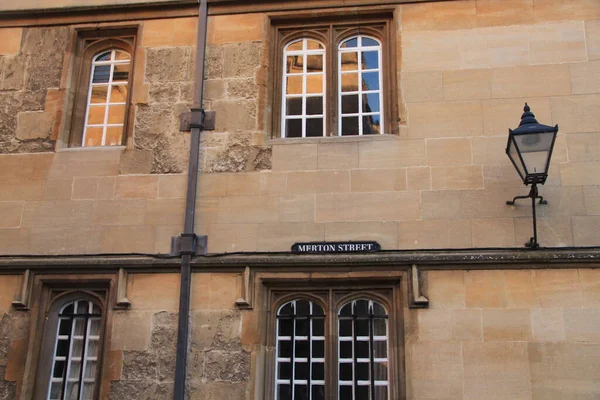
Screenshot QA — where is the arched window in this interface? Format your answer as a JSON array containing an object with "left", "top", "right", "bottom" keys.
[
  {"left": 46, "top": 297, "right": 104, "bottom": 400},
  {"left": 338, "top": 299, "right": 389, "bottom": 399},
  {"left": 281, "top": 39, "right": 326, "bottom": 138},
  {"left": 275, "top": 299, "right": 326, "bottom": 400},
  {"left": 338, "top": 36, "right": 383, "bottom": 136},
  {"left": 82, "top": 49, "right": 131, "bottom": 147}
]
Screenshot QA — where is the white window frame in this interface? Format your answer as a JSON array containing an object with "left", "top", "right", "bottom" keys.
[
  {"left": 338, "top": 35, "right": 384, "bottom": 136},
  {"left": 82, "top": 49, "right": 130, "bottom": 147},
  {"left": 281, "top": 38, "right": 327, "bottom": 138}
]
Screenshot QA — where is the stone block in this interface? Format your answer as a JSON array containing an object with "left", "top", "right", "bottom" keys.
[
  {"left": 431, "top": 166, "right": 483, "bottom": 190},
  {"left": 272, "top": 144, "right": 317, "bottom": 171},
  {"left": 148, "top": 82, "right": 179, "bottom": 104},
  {"left": 42, "top": 178, "right": 72, "bottom": 200},
  {"left": 188, "top": 382, "right": 247, "bottom": 400},
  {"left": 256, "top": 223, "right": 324, "bottom": 251},
  {"left": 72, "top": 177, "right": 116, "bottom": 200},
  {"left": 402, "top": 71, "right": 443, "bottom": 103},
  {"left": 401, "top": 1, "right": 476, "bottom": 31},
  {"left": 226, "top": 173, "right": 260, "bottom": 196},
  {"left": 287, "top": 170, "right": 350, "bottom": 194},
  {"left": 350, "top": 169, "right": 406, "bottom": 192},
  {"left": 102, "top": 226, "right": 156, "bottom": 254},
  {"left": 0, "top": 275, "right": 20, "bottom": 309},
  {"left": 399, "top": 219, "right": 472, "bottom": 249},
  {"left": 15, "top": 111, "right": 52, "bottom": 140},
  {"left": 463, "top": 342, "right": 531, "bottom": 400},
  {"left": 5, "top": 339, "right": 26, "bottom": 382},
  {"left": 580, "top": 268, "right": 600, "bottom": 306},
  {"left": 402, "top": 30, "right": 461, "bottom": 72},
  {"left": 465, "top": 270, "right": 507, "bottom": 308},
  {"left": 0, "top": 28, "right": 21, "bottom": 55},
  {"left": 258, "top": 172, "right": 287, "bottom": 195},
  {"left": 111, "top": 311, "right": 152, "bottom": 351},
  {"left": 514, "top": 216, "right": 573, "bottom": 247},
  {"left": 203, "top": 79, "right": 226, "bottom": 101},
  {"left": 324, "top": 221, "right": 398, "bottom": 250},
  {"left": 471, "top": 136, "right": 511, "bottom": 166},
  {"left": 586, "top": 20, "right": 600, "bottom": 61},
  {"left": 505, "top": 270, "right": 539, "bottom": 308},
  {"left": 154, "top": 225, "right": 180, "bottom": 254},
  {"left": 491, "top": 65, "right": 571, "bottom": 99},
  {"left": 205, "top": 45, "right": 224, "bottom": 80},
  {"left": 531, "top": 308, "right": 565, "bottom": 342},
  {"left": 24, "top": 200, "right": 93, "bottom": 228},
  {"left": 222, "top": 42, "right": 261, "bottom": 79},
  {"left": 561, "top": 162, "right": 600, "bottom": 187},
  {"left": 532, "top": 269, "right": 582, "bottom": 307},
  {"left": 157, "top": 175, "right": 187, "bottom": 199},
  {"left": 567, "top": 133, "right": 600, "bottom": 162},
  {"left": 0, "top": 228, "right": 30, "bottom": 255},
  {"left": 427, "top": 138, "right": 472, "bottom": 166},
  {"left": 278, "top": 194, "right": 315, "bottom": 223},
  {"left": 358, "top": 139, "right": 426, "bottom": 168},
  {"left": 476, "top": 0, "right": 534, "bottom": 28},
  {"left": 29, "top": 226, "right": 104, "bottom": 255},
  {"left": 407, "top": 100, "right": 483, "bottom": 138},
  {"left": 483, "top": 165, "right": 529, "bottom": 188},
  {"left": 318, "top": 191, "right": 420, "bottom": 222},
  {"left": 426, "top": 270, "right": 465, "bottom": 309},
  {"left": 217, "top": 195, "right": 278, "bottom": 224},
  {"left": 406, "top": 167, "right": 430, "bottom": 190},
  {"left": 49, "top": 149, "right": 121, "bottom": 179},
  {"left": 145, "top": 47, "right": 192, "bottom": 83},
  {"left": 0, "top": 202, "right": 23, "bottom": 228},
  {"left": 115, "top": 175, "right": 158, "bottom": 199},
  {"left": 119, "top": 150, "right": 153, "bottom": 175},
  {"left": 207, "top": 223, "right": 257, "bottom": 253},
  {"left": 529, "top": 342, "right": 600, "bottom": 399},
  {"left": 191, "top": 273, "right": 241, "bottom": 309},
  {"left": 471, "top": 217, "right": 515, "bottom": 247},
  {"left": 144, "top": 198, "right": 185, "bottom": 226},
  {"left": 1, "top": 55, "right": 24, "bottom": 90},
  {"left": 208, "top": 13, "right": 264, "bottom": 45},
  {"left": 226, "top": 78, "right": 258, "bottom": 100},
  {"left": 211, "top": 99, "right": 256, "bottom": 131},
  {"left": 317, "top": 142, "right": 358, "bottom": 170},
  {"left": 551, "top": 94, "right": 600, "bottom": 134},
  {"left": 458, "top": 26, "right": 529, "bottom": 69},
  {"left": 409, "top": 342, "right": 463, "bottom": 400},
  {"left": 483, "top": 309, "right": 532, "bottom": 341},
  {"left": 530, "top": 22, "right": 587, "bottom": 65},
  {"left": 198, "top": 173, "right": 228, "bottom": 197},
  {"left": 482, "top": 97, "right": 552, "bottom": 136},
  {"left": 419, "top": 190, "right": 465, "bottom": 223},
  {"left": 452, "top": 309, "right": 483, "bottom": 341},
  {"left": 417, "top": 308, "right": 451, "bottom": 341},
  {"left": 570, "top": 60, "right": 600, "bottom": 95},
  {"left": 443, "top": 69, "right": 491, "bottom": 100},
  {"left": 142, "top": 17, "right": 197, "bottom": 47},
  {"left": 127, "top": 273, "right": 180, "bottom": 310},
  {"left": 534, "top": 0, "right": 600, "bottom": 23},
  {"left": 92, "top": 199, "right": 146, "bottom": 226}
]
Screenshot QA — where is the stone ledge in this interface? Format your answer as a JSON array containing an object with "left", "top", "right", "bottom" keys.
[{"left": 268, "top": 134, "right": 400, "bottom": 146}]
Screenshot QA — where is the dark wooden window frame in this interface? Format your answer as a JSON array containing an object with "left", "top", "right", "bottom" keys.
[
  {"left": 65, "top": 26, "right": 139, "bottom": 148},
  {"left": 269, "top": 10, "right": 398, "bottom": 139},
  {"left": 264, "top": 279, "right": 404, "bottom": 400},
  {"left": 20, "top": 274, "right": 118, "bottom": 400}
]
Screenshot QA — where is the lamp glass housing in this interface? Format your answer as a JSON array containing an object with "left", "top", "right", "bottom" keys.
[{"left": 506, "top": 128, "right": 557, "bottom": 184}]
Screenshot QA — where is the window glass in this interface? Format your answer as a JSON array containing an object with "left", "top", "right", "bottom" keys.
[
  {"left": 276, "top": 299, "right": 326, "bottom": 400},
  {"left": 47, "top": 299, "right": 103, "bottom": 400},
  {"left": 83, "top": 49, "right": 130, "bottom": 147}
]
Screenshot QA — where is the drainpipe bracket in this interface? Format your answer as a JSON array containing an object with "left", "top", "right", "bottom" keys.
[
  {"left": 170, "top": 233, "right": 208, "bottom": 256},
  {"left": 179, "top": 109, "right": 216, "bottom": 132}
]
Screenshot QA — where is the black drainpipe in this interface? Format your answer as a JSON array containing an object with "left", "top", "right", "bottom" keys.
[{"left": 172, "top": 0, "right": 210, "bottom": 398}]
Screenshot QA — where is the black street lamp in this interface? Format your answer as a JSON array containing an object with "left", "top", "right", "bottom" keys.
[{"left": 506, "top": 103, "right": 559, "bottom": 249}]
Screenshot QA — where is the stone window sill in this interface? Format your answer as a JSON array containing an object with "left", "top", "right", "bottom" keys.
[
  {"left": 56, "top": 145, "right": 126, "bottom": 153},
  {"left": 267, "top": 133, "right": 399, "bottom": 146}
]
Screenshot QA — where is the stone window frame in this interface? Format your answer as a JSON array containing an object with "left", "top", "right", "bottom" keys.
[
  {"left": 64, "top": 27, "right": 139, "bottom": 148},
  {"left": 264, "top": 280, "right": 404, "bottom": 400},
  {"left": 20, "top": 274, "right": 118, "bottom": 400},
  {"left": 269, "top": 10, "right": 398, "bottom": 139}
]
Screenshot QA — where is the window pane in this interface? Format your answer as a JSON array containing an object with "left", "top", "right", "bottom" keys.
[
  {"left": 296, "top": 318, "right": 309, "bottom": 336},
  {"left": 278, "top": 340, "right": 292, "bottom": 358},
  {"left": 294, "top": 385, "right": 308, "bottom": 400},
  {"left": 341, "top": 37, "right": 358, "bottom": 48},
  {"left": 362, "top": 51, "right": 379, "bottom": 70},
  {"left": 363, "top": 115, "right": 381, "bottom": 135},
  {"left": 50, "top": 381, "right": 62, "bottom": 400},
  {"left": 306, "top": 118, "right": 323, "bottom": 137},
  {"left": 356, "top": 300, "right": 369, "bottom": 316},
  {"left": 95, "top": 51, "right": 111, "bottom": 61},
  {"left": 306, "top": 74, "right": 323, "bottom": 94},
  {"left": 82, "top": 382, "right": 96, "bottom": 400},
  {"left": 306, "top": 97, "right": 323, "bottom": 115},
  {"left": 373, "top": 318, "right": 386, "bottom": 336},
  {"left": 108, "top": 105, "right": 126, "bottom": 124},
  {"left": 313, "top": 319, "right": 324, "bottom": 336},
  {"left": 356, "top": 362, "right": 370, "bottom": 380},
  {"left": 341, "top": 52, "right": 359, "bottom": 69},
  {"left": 312, "top": 362, "right": 324, "bottom": 380},
  {"left": 295, "top": 362, "right": 309, "bottom": 380},
  {"left": 339, "top": 363, "right": 353, "bottom": 380},
  {"left": 296, "top": 300, "right": 310, "bottom": 316},
  {"left": 356, "top": 385, "right": 370, "bottom": 399},
  {"left": 110, "top": 85, "right": 128, "bottom": 103},
  {"left": 341, "top": 72, "right": 359, "bottom": 92},
  {"left": 286, "top": 98, "right": 302, "bottom": 116},
  {"left": 296, "top": 340, "right": 309, "bottom": 358},
  {"left": 312, "top": 385, "right": 325, "bottom": 400},
  {"left": 340, "top": 341, "right": 353, "bottom": 358},
  {"left": 362, "top": 72, "right": 380, "bottom": 91},
  {"left": 287, "top": 55, "right": 303, "bottom": 74},
  {"left": 306, "top": 40, "right": 323, "bottom": 50},
  {"left": 285, "top": 119, "right": 302, "bottom": 138},
  {"left": 115, "top": 50, "right": 130, "bottom": 61},
  {"left": 307, "top": 55, "right": 323, "bottom": 73},
  {"left": 90, "top": 86, "right": 108, "bottom": 103},
  {"left": 92, "top": 65, "right": 110, "bottom": 83},
  {"left": 339, "top": 320, "right": 353, "bottom": 336},
  {"left": 279, "top": 318, "right": 293, "bottom": 336},
  {"left": 313, "top": 340, "right": 324, "bottom": 358},
  {"left": 341, "top": 95, "right": 359, "bottom": 114},
  {"left": 363, "top": 93, "right": 380, "bottom": 113},
  {"left": 56, "top": 340, "right": 69, "bottom": 357},
  {"left": 362, "top": 37, "right": 379, "bottom": 47},
  {"left": 356, "top": 319, "right": 369, "bottom": 336},
  {"left": 105, "top": 127, "right": 123, "bottom": 146},
  {"left": 286, "top": 76, "right": 303, "bottom": 95},
  {"left": 341, "top": 117, "right": 359, "bottom": 136},
  {"left": 112, "top": 64, "right": 129, "bottom": 81},
  {"left": 287, "top": 41, "right": 303, "bottom": 51},
  {"left": 278, "top": 362, "right": 292, "bottom": 379},
  {"left": 278, "top": 384, "right": 291, "bottom": 399},
  {"left": 374, "top": 362, "right": 388, "bottom": 380},
  {"left": 86, "top": 106, "right": 105, "bottom": 125},
  {"left": 373, "top": 341, "right": 387, "bottom": 358},
  {"left": 375, "top": 386, "right": 388, "bottom": 400},
  {"left": 340, "top": 385, "right": 353, "bottom": 398},
  {"left": 59, "top": 319, "right": 72, "bottom": 335},
  {"left": 356, "top": 341, "right": 369, "bottom": 358},
  {"left": 84, "top": 127, "right": 103, "bottom": 147},
  {"left": 53, "top": 360, "right": 66, "bottom": 377}
]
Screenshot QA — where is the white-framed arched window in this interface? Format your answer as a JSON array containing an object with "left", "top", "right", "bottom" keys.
[
  {"left": 82, "top": 49, "right": 131, "bottom": 147},
  {"left": 338, "top": 35, "right": 383, "bottom": 136},
  {"left": 46, "top": 298, "right": 103, "bottom": 400},
  {"left": 338, "top": 299, "right": 389, "bottom": 399},
  {"left": 281, "top": 38, "right": 326, "bottom": 138},
  {"left": 275, "top": 299, "right": 326, "bottom": 399}
]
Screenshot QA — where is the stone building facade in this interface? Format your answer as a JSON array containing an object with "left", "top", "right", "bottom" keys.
[{"left": 0, "top": 0, "right": 599, "bottom": 399}]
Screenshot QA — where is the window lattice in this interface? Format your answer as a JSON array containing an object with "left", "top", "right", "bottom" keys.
[
  {"left": 48, "top": 299, "right": 102, "bottom": 400},
  {"left": 276, "top": 299, "right": 326, "bottom": 400}
]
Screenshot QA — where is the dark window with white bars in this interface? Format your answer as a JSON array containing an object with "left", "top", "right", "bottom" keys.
[
  {"left": 275, "top": 298, "right": 389, "bottom": 400},
  {"left": 47, "top": 299, "right": 103, "bottom": 400}
]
